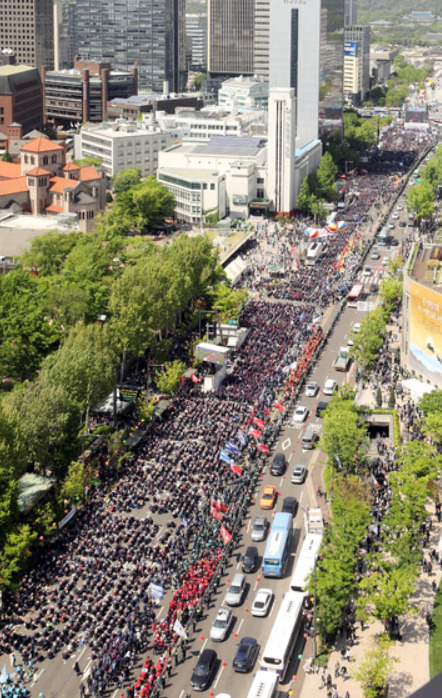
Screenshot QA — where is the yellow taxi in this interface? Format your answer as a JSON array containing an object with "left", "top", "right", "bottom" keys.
[{"left": 260, "top": 485, "right": 277, "bottom": 510}]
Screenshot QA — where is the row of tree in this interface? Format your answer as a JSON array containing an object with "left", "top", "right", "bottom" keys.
[{"left": 406, "top": 144, "right": 442, "bottom": 222}]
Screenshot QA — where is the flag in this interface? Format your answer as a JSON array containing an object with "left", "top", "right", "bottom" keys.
[
  {"left": 237, "top": 429, "right": 247, "bottom": 446},
  {"left": 263, "top": 407, "right": 270, "bottom": 419},
  {"left": 217, "top": 500, "right": 228, "bottom": 513},
  {"left": 224, "top": 441, "right": 240, "bottom": 456},
  {"left": 150, "top": 583, "right": 164, "bottom": 601},
  {"left": 249, "top": 428, "right": 262, "bottom": 439},
  {"left": 253, "top": 417, "right": 265, "bottom": 429},
  {"left": 190, "top": 373, "right": 199, "bottom": 384},
  {"left": 219, "top": 450, "right": 232, "bottom": 465},
  {"left": 274, "top": 401, "right": 285, "bottom": 413},
  {"left": 173, "top": 618, "right": 188, "bottom": 640},
  {"left": 230, "top": 463, "right": 242, "bottom": 476},
  {"left": 257, "top": 444, "right": 270, "bottom": 454},
  {"left": 210, "top": 501, "right": 223, "bottom": 520},
  {"left": 220, "top": 525, "right": 232, "bottom": 544}
]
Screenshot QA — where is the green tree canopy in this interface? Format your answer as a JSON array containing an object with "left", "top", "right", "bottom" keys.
[
  {"left": 319, "top": 391, "right": 369, "bottom": 474},
  {"left": 351, "top": 634, "right": 398, "bottom": 698},
  {"left": 155, "top": 360, "right": 187, "bottom": 396},
  {"left": 406, "top": 180, "right": 435, "bottom": 222},
  {"left": 20, "top": 231, "right": 83, "bottom": 275},
  {"left": 112, "top": 167, "right": 142, "bottom": 198},
  {"left": 116, "top": 176, "right": 175, "bottom": 231}
]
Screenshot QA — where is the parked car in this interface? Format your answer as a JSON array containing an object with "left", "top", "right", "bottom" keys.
[
  {"left": 190, "top": 649, "right": 217, "bottom": 691},
  {"left": 293, "top": 405, "right": 309, "bottom": 423},
  {"left": 301, "top": 429, "right": 319, "bottom": 450},
  {"left": 315, "top": 401, "right": 329, "bottom": 417},
  {"left": 304, "top": 381, "right": 319, "bottom": 397},
  {"left": 291, "top": 464, "right": 306, "bottom": 484},
  {"left": 232, "top": 637, "right": 259, "bottom": 673},
  {"left": 323, "top": 378, "right": 338, "bottom": 396},
  {"left": 242, "top": 546, "right": 259, "bottom": 574},
  {"left": 260, "top": 485, "right": 277, "bottom": 510},
  {"left": 270, "top": 452, "right": 286, "bottom": 476},
  {"left": 251, "top": 588, "right": 273, "bottom": 617},
  {"left": 225, "top": 573, "right": 246, "bottom": 606},
  {"left": 371, "top": 250, "right": 381, "bottom": 260},
  {"left": 210, "top": 608, "right": 233, "bottom": 642},
  {"left": 281, "top": 496, "right": 298, "bottom": 517},
  {"left": 250, "top": 516, "right": 269, "bottom": 542}
]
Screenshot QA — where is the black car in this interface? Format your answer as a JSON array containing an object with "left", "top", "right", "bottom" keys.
[
  {"left": 369, "top": 283, "right": 379, "bottom": 294},
  {"left": 190, "top": 649, "right": 217, "bottom": 691},
  {"left": 315, "top": 401, "right": 328, "bottom": 418},
  {"left": 242, "top": 546, "right": 259, "bottom": 573},
  {"left": 232, "top": 637, "right": 259, "bottom": 673},
  {"left": 281, "top": 496, "right": 298, "bottom": 517},
  {"left": 390, "top": 238, "right": 399, "bottom": 246},
  {"left": 270, "top": 452, "right": 286, "bottom": 476}
]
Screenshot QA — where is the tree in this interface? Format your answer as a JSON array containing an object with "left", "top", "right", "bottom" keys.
[
  {"left": 296, "top": 177, "right": 311, "bottom": 214},
  {"left": 376, "top": 387, "right": 383, "bottom": 407},
  {"left": 319, "top": 393, "right": 369, "bottom": 474},
  {"left": 0, "top": 524, "right": 38, "bottom": 592},
  {"left": 209, "top": 284, "right": 248, "bottom": 322},
  {"left": 421, "top": 411, "right": 442, "bottom": 445},
  {"left": 379, "top": 277, "right": 402, "bottom": 306},
  {"left": 388, "top": 388, "right": 395, "bottom": 409},
  {"left": 1, "top": 150, "right": 12, "bottom": 162},
  {"left": 74, "top": 156, "right": 102, "bottom": 167},
  {"left": 20, "top": 231, "right": 83, "bottom": 275},
  {"left": 419, "top": 390, "right": 442, "bottom": 417},
  {"left": 155, "top": 360, "right": 187, "bottom": 396},
  {"left": 116, "top": 176, "right": 175, "bottom": 231},
  {"left": 61, "top": 461, "right": 85, "bottom": 505},
  {"left": 406, "top": 180, "right": 435, "bottom": 222},
  {"left": 352, "top": 634, "right": 399, "bottom": 698},
  {"left": 349, "top": 308, "right": 387, "bottom": 375},
  {"left": 317, "top": 152, "right": 338, "bottom": 200},
  {"left": 112, "top": 167, "right": 142, "bottom": 198},
  {"left": 357, "top": 565, "right": 419, "bottom": 625}
]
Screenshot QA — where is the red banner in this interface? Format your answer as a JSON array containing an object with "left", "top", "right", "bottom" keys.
[
  {"left": 274, "top": 401, "right": 285, "bottom": 413},
  {"left": 249, "top": 428, "right": 262, "bottom": 439},
  {"left": 253, "top": 418, "right": 265, "bottom": 429},
  {"left": 217, "top": 500, "right": 228, "bottom": 513},
  {"left": 257, "top": 444, "right": 270, "bottom": 454},
  {"left": 263, "top": 407, "right": 270, "bottom": 418},
  {"left": 230, "top": 463, "right": 242, "bottom": 476},
  {"left": 191, "top": 373, "right": 199, "bottom": 384},
  {"left": 220, "top": 525, "right": 232, "bottom": 544}
]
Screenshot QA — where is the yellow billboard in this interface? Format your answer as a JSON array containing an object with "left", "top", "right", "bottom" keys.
[{"left": 409, "top": 281, "right": 442, "bottom": 387}]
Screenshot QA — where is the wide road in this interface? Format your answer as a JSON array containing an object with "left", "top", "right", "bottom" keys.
[{"left": 26, "top": 215, "right": 408, "bottom": 698}]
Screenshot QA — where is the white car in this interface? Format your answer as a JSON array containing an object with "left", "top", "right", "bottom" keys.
[
  {"left": 353, "top": 322, "right": 362, "bottom": 333},
  {"left": 397, "top": 204, "right": 403, "bottom": 210},
  {"left": 304, "top": 381, "right": 319, "bottom": 397},
  {"left": 210, "top": 607, "right": 233, "bottom": 642},
  {"left": 392, "top": 213, "right": 399, "bottom": 220},
  {"left": 251, "top": 588, "right": 273, "bottom": 617},
  {"left": 323, "top": 379, "right": 338, "bottom": 396},
  {"left": 293, "top": 406, "right": 309, "bottom": 423},
  {"left": 362, "top": 267, "right": 372, "bottom": 277},
  {"left": 371, "top": 250, "right": 381, "bottom": 260}
]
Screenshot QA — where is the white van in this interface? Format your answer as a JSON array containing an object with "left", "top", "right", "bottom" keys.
[{"left": 323, "top": 379, "right": 338, "bottom": 396}]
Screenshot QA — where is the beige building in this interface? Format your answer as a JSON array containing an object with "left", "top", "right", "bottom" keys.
[
  {"left": 0, "top": 136, "right": 107, "bottom": 233},
  {"left": 0, "top": 0, "right": 54, "bottom": 70}
]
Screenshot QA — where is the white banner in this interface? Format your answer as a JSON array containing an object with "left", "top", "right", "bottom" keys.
[
  {"left": 58, "top": 505, "right": 77, "bottom": 530},
  {"left": 173, "top": 618, "right": 188, "bottom": 640}
]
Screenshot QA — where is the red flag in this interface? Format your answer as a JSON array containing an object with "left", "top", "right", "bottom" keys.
[
  {"left": 210, "top": 506, "right": 222, "bottom": 521},
  {"left": 217, "top": 500, "right": 228, "bottom": 513},
  {"left": 249, "top": 428, "right": 262, "bottom": 439},
  {"left": 230, "top": 463, "right": 242, "bottom": 476},
  {"left": 190, "top": 373, "right": 199, "bottom": 384},
  {"left": 257, "top": 444, "right": 270, "bottom": 454},
  {"left": 253, "top": 418, "right": 265, "bottom": 429},
  {"left": 274, "top": 401, "right": 285, "bottom": 413},
  {"left": 220, "top": 525, "right": 232, "bottom": 544},
  {"left": 263, "top": 407, "right": 270, "bottom": 418}
]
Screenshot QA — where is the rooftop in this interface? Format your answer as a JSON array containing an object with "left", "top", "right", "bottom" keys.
[
  {"left": 192, "top": 135, "right": 266, "bottom": 157},
  {"left": 21, "top": 136, "right": 64, "bottom": 153},
  {"left": 0, "top": 64, "right": 41, "bottom": 95},
  {"left": 410, "top": 244, "right": 442, "bottom": 289}
]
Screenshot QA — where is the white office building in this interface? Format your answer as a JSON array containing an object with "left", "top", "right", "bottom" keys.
[
  {"left": 267, "top": 88, "right": 296, "bottom": 215},
  {"left": 74, "top": 120, "right": 171, "bottom": 178},
  {"left": 186, "top": 13, "right": 208, "bottom": 71},
  {"left": 154, "top": 107, "right": 267, "bottom": 143},
  {"left": 344, "top": 26, "right": 370, "bottom": 104},
  {"left": 158, "top": 135, "right": 268, "bottom": 224},
  {"left": 218, "top": 76, "right": 269, "bottom": 111}
]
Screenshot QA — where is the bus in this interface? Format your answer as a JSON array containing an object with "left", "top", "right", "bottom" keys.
[
  {"left": 262, "top": 512, "right": 293, "bottom": 577},
  {"left": 377, "top": 228, "right": 389, "bottom": 246},
  {"left": 306, "top": 241, "right": 323, "bottom": 266},
  {"left": 246, "top": 671, "right": 279, "bottom": 698},
  {"left": 347, "top": 282, "right": 364, "bottom": 307},
  {"left": 261, "top": 591, "right": 305, "bottom": 682},
  {"left": 290, "top": 533, "right": 323, "bottom": 593}
]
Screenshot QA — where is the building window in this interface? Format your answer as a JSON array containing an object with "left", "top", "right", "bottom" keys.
[
  {"left": 52, "top": 155, "right": 57, "bottom": 163},
  {"left": 43, "top": 156, "right": 48, "bottom": 165},
  {"left": 210, "top": 184, "right": 215, "bottom": 190},
  {"left": 290, "top": 9, "right": 299, "bottom": 96}
]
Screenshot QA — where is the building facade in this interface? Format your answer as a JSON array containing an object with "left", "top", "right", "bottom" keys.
[
  {"left": 254, "top": 0, "right": 270, "bottom": 81},
  {"left": 0, "top": 0, "right": 54, "bottom": 70},
  {"left": 319, "top": 0, "right": 345, "bottom": 139},
  {"left": 75, "top": 120, "right": 171, "bottom": 178},
  {"left": 218, "top": 77, "right": 269, "bottom": 111},
  {"left": 267, "top": 88, "right": 297, "bottom": 215},
  {"left": 344, "top": 0, "right": 358, "bottom": 26},
  {"left": 42, "top": 60, "right": 137, "bottom": 128},
  {"left": 0, "top": 135, "right": 107, "bottom": 232},
  {"left": 208, "top": 0, "right": 255, "bottom": 77},
  {"left": 402, "top": 243, "right": 442, "bottom": 389},
  {"left": 106, "top": 94, "right": 205, "bottom": 121},
  {"left": 344, "top": 25, "right": 370, "bottom": 104},
  {"left": 0, "top": 62, "right": 43, "bottom": 139},
  {"left": 53, "top": 2, "right": 75, "bottom": 70},
  {"left": 154, "top": 108, "right": 267, "bottom": 144},
  {"left": 69, "top": 0, "right": 186, "bottom": 93},
  {"left": 186, "top": 13, "right": 208, "bottom": 72}
]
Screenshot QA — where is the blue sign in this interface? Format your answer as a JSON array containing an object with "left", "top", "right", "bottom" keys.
[
  {"left": 220, "top": 450, "right": 232, "bottom": 465},
  {"left": 344, "top": 41, "right": 357, "bottom": 57}
]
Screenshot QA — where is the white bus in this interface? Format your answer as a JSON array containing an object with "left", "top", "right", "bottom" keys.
[
  {"left": 306, "top": 241, "right": 323, "bottom": 266},
  {"left": 246, "top": 671, "right": 279, "bottom": 698},
  {"left": 290, "top": 533, "right": 323, "bottom": 593},
  {"left": 261, "top": 591, "right": 305, "bottom": 682}
]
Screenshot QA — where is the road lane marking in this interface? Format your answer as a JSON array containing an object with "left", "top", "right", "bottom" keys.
[
  {"left": 237, "top": 618, "right": 244, "bottom": 635},
  {"left": 288, "top": 451, "right": 294, "bottom": 463},
  {"left": 30, "top": 668, "right": 44, "bottom": 687},
  {"left": 282, "top": 438, "right": 291, "bottom": 451},
  {"left": 253, "top": 578, "right": 259, "bottom": 592},
  {"left": 156, "top": 606, "right": 164, "bottom": 619},
  {"left": 75, "top": 645, "right": 87, "bottom": 664},
  {"left": 246, "top": 519, "right": 251, "bottom": 533},
  {"left": 213, "top": 662, "right": 225, "bottom": 689},
  {"left": 299, "top": 490, "right": 304, "bottom": 504},
  {"left": 201, "top": 638, "right": 208, "bottom": 653},
  {"left": 178, "top": 691, "right": 184, "bottom": 698}
]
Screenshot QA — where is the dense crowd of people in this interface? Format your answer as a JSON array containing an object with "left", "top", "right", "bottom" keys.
[{"left": 0, "top": 124, "right": 438, "bottom": 698}]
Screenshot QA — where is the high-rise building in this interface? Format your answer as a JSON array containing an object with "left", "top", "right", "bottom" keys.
[
  {"left": 344, "top": 0, "right": 358, "bottom": 26},
  {"left": 344, "top": 25, "right": 370, "bottom": 104},
  {"left": 0, "top": 0, "right": 54, "bottom": 70},
  {"left": 54, "top": 2, "right": 75, "bottom": 70},
  {"left": 186, "top": 14, "right": 208, "bottom": 72},
  {"left": 319, "top": 0, "right": 345, "bottom": 139},
  {"left": 208, "top": 0, "right": 255, "bottom": 77},
  {"left": 0, "top": 60, "right": 43, "bottom": 139},
  {"left": 267, "top": 88, "right": 297, "bottom": 215},
  {"left": 69, "top": 0, "right": 186, "bottom": 93},
  {"left": 254, "top": 0, "right": 270, "bottom": 81}
]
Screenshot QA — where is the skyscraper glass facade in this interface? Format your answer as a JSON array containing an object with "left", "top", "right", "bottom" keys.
[
  {"left": 319, "top": 0, "right": 344, "bottom": 138},
  {"left": 208, "top": 0, "right": 255, "bottom": 76}
]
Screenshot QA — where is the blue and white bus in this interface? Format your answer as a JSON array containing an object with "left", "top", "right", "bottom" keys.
[
  {"left": 261, "top": 591, "right": 305, "bottom": 682},
  {"left": 262, "top": 512, "right": 293, "bottom": 577}
]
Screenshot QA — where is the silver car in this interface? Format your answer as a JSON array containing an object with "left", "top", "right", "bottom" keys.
[
  {"left": 251, "top": 516, "right": 268, "bottom": 542},
  {"left": 291, "top": 465, "right": 306, "bottom": 484},
  {"left": 210, "top": 607, "right": 233, "bottom": 642}
]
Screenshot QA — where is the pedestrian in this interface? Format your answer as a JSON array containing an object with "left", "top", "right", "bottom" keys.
[
  {"left": 74, "top": 661, "right": 81, "bottom": 675},
  {"left": 320, "top": 668, "right": 326, "bottom": 688},
  {"left": 345, "top": 691, "right": 350, "bottom": 698},
  {"left": 334, "top": 661, "right": 340, "bottom": 678}
]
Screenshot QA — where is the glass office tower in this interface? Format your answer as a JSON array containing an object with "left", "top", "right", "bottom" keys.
[
  {"left": 71, "top": 0, "right": 186, "bottom": 93},
  {"left": 319, "top": 0, "right": 345, "bottom": 139}
]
